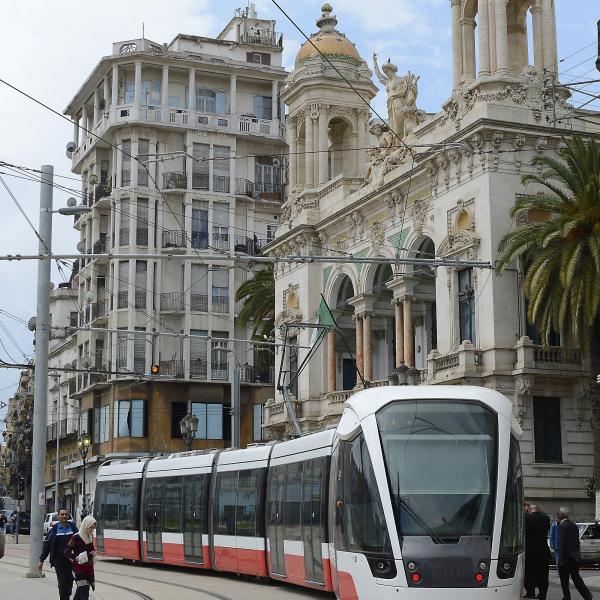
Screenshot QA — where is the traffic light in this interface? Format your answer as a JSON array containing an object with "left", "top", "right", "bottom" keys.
[
  {"left": 150, "top": 364, "right": 160, "bottom": 375},
  {"left": 17, "top": 477, "right": 25, "bottom": 501}
]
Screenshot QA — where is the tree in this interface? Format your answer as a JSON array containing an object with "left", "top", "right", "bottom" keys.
[
  {"left": 235, "top": 267, "right": 275, "bottom": 368},
  {"left": 496, "top": 136, "right": 600, "bottom": 515}
]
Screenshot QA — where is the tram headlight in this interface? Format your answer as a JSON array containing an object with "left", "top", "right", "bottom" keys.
[{"left": 367, "top": 557, "right": 396, "bottom": 579}]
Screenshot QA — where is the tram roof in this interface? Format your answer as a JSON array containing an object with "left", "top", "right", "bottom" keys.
[
  {"left": 346, "top": 385, "right": 513, "bottom": 421},
  {"left": 270, "top": 429, "right": 335, "bottom": 460}
]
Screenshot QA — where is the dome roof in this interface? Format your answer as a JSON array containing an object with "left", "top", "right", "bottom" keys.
[{"left": 295, "top": 4, "right": 362, "bottom": 67}]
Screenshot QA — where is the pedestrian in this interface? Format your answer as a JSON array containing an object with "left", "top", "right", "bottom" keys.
[
  {"left": 0, "top": 510, "right": 6, "bottom": 559},
  {"left": 550, "top": 512, "right": 561, "bottom": 574},
  {"left": 557, "top": 507, "right": 593, "bottom": 600},
  {"left": 38, "top": 508, "right": 78, "bottom": 600},
  {"left": 524, "top": 503, "right": 551, "bottom": 600},
  {"left": 65, "top": 514, "right": 97, "bottom": 600}
]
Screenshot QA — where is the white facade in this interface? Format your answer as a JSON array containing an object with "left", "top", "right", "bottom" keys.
[
  {"left": 267, "top": 2, "right": 600, "bottom": 519},
  {"left": 63, "top": 8, "right": 286, "bottom": 394}
]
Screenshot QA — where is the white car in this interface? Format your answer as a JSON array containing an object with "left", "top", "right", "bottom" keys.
[{"left": 43, "top": 512, "right": 73, "bottom": 534}]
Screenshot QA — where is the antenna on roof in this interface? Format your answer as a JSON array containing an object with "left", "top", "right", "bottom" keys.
[{"left": 142, "top": 22, "right": 145, "bottom": 40}]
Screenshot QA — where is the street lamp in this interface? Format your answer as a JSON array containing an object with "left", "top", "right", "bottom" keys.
[
  {"left": 77, "top": 436, "right": 90, "bottom": 520},
  {"left": 179, "top": 413, "right": 199, "bottom": 451}
]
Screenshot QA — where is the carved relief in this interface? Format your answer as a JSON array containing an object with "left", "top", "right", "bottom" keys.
[
  {"left": 513, "top": 375, "right": 535, "bottom": 425},
  {"left": 491, "top": 131, "right": 503, "bottom": 171},
  {"left": 411, "top": 194, "right": 430, "bottom": 234},
  {"left": 370, "top": 221, "right": 385, "bottom": 254},
  {"left": 513, "top": 134, "right": 526, "bottom": 173}
]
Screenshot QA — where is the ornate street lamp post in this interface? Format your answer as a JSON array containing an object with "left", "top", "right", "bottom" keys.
[
  {"left": 77, "top": 437, "right": 90, "bottom": 520},
  {"left": 179, "top": 413, "right": 199, "bottom": 452}
]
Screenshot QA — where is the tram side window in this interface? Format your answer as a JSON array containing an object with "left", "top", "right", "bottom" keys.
[
  {"left": 499, "top": 436, "right": 524, "bottom": 557},
  {"left": 215, "top": 472, "right": 237, "bottom": 536},
  {"left": 119, "top": 480, "right": 138, "bottom": 530},
  {"left": 337, "top": 433, "right": 392, "bottom": 555},
  {"left": 284, "top": 462, "right": 302, "bottom": 541},
  {"left": 163, "top": 477, "right": 183, "bottom": 532},
  {"left": 236, "top": 470, "right": 258, "bottom": 537},
  {"left": 104, "top": 481, "right": 121, "bottom": 529},
  {"left": 302, "top": 457, "right": 326, "bottom": 532}
]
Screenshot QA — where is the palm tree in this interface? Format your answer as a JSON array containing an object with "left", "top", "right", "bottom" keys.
[
  {"left": 496, "top": 136, "right": 600, "bottom": 513},
  {"left": 235, "top": 266, "right": 275, "bottom": 341}
]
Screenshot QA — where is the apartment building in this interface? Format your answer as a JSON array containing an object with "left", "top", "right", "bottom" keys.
[{"left": 62, "top": 5, "right": 286, "bottom": 509}]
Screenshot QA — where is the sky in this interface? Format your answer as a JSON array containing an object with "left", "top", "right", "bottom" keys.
[{"left": 0, "top": 0, "right": 598, "bottom": 424}]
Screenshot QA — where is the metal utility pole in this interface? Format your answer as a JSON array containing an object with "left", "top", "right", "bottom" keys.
[
  {"left": 53, "top": 386, "right": 61, "bottom": 513},
  {"left": 26, "top": 165, "right": 53, "bottom": 578},
  {"left": 596, "top": 20, "right": 600, "bottom": 72},
  {"left": 229, "top": 354, "right": 240, "bottom": 448}
]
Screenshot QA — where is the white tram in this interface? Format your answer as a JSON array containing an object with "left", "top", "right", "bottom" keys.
[{"left": 94, "top": 386, "right": 524, "bottom": 599}]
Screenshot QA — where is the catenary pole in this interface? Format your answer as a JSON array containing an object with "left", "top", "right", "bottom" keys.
[{"left": 26, "top": 165, "right": 53, "bottom": 577}]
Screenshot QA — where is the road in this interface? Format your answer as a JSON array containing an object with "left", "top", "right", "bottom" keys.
[{"left": 1, "top": 538, "right": 599, "bottom": 599}]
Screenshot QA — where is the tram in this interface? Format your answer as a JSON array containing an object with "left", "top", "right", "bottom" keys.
[{"left": 94, "top": 385, "right": 524, "bottom": 599}]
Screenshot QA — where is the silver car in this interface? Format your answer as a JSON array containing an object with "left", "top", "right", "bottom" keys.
[{"left": 577, "top": 522, "right": 600, "bottom": 565}]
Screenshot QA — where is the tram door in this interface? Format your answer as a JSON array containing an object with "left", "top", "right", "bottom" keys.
[
  {"left": 183, "top": 475, "right": 205, "bottom": 563},
  {"left": 266, "top": 465, "right": 286, "bottom": 576},
  {"left": 302, "top": 458, "right": 325, "bottom": 584},
  {"left": 144, "top": 478, "right": 163, "bottom": 559}
]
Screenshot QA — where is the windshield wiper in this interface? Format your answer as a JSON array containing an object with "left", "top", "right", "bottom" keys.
[{"left": 396, "top": 496, "right": 445, "bottom": 545}]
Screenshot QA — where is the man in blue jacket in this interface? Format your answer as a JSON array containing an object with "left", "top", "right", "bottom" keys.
[{"left": 38, "top": 509, "right": 78, "bottom": 600}]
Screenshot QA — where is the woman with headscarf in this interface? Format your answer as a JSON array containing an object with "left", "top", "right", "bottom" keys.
[{"left": 64, "top": 515, "right": 97, "bottom": 600}]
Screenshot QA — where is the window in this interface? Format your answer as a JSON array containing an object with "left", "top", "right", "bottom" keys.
[
  {"left": 135, "top": 261, "right": 147, "bottom": 308},
  {"left": 458, "top": 268, "right": 475, "bottom": 345},
  {"left": 533, "top": 397, "right": 562, "bottom": 463},
  {"left": 119, "top": 480, "right": 138, "bottom": 530},
  {"left": 266, "top": 224, "right": 278, "bottom": 242},
  {"left": 169, "top": 95, "right": 180, "bottom": 109},
  {"left": 171, "top": 401, "right": 223, "bottom": 439},
  {"left": 336, "top": 433, "right": 392, "bottom": 554},
  {"left": 137, "top": 140, "right": 149, "bottom": 187},
  {"left": 191, "top": 200, "right": 208, "bottom": 248},
  {"left": 122, "top": 81, "right": 135, "bottom": 104},
  {"left": 116, "top": 330, "right": 127, "bottom": 371},
  {"left": 163, "top": 477, "right": 183, "bottom": 532},
  {"left": 253, "top": 404, "right": 263, "bottom": 442},
  {"left": 255, "top": 156, "right": 281, "bottom": 194},
  {"left": 212, "top": 202, "right": 229, "bottom": 250},
  {"left": 141, "top": 79, "right": 161, "bottom": 105},
  {"left": 113, "top": 399, "right": 146, "bottom": 438},
  {"left": 192, "top": 145, "right": 210, "bottom": 191},
  {"left": 119, "top": 198, "right": 130, "bottom": 246},
  {"left": 195, "top": 88, "right": 226, "bottom": 115},
  {"left": 215, "top": 472, "right": 237, "bottom": 535},
  {"left": 191, "top": 266, "right": 208, "bottom": 312},
  {"left": 284, "top": 462, "right": 302, "bottom": 541},
  {"left": 93, "top": 404, "right": 109, "bottom": 443},
  {"left": 246, "top": 52, "right": 271, "bottom": 65},
  {"left": 121, "top": 140, "right": 131, "bottom": 186},
  {"left": 253, "top": 95, "right": 272, "bottom": 120},
  {"left": 211, "top": 333, "right": 229, "bottom": 380},
  {"left": 211, "top": 268, "right": 229, "bottom": 313},
  {"left": 118, "top": 261, "right": 128, "bottom": 308},
  {"left": 190, "top": 329, "right": 208, "bottom": 378},
  {"left": 236, "top": 470, "right": 258, "bottom": 537},
  {"left": 213, "top": 146, "right": 230, "bottom": 193}
]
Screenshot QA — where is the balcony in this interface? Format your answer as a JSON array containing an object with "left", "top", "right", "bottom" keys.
[
  {"left": 46, "top": 418, "right": 78, "bottom": 443},
  {"left": 94, "top": 183, "right": 111, "bottom": 203},
  {"left": 68, "top": 378, "right": 76, "bottom": 397},
  {"left": 192, "top": 172, "right": 209, "bottom": 191},
  {"left": 240, "top": 31, "right": 282, "bottom": 46},
  {"left": 235, "top": 178, "right": 254, "bottom": 198},
  {"left": 190, "top": 359, "right": 208, "bottom": 380},
  {"left": 514, "top": 337, "right": 584, "bottom": 372},
  {"left": 162, "top": 229, "right": 186, "bottom": 249},
  {"left": 93, "top": 238, "right": 108, "bottom": 254},
  {"left": 212, "top": 297, "right": 229, "bottom": 314},
  {"left": 238, "top": 116, "right": 273, "bottom": 137},
  {"left": 191, "top": 293, "right": 208, "bottom": 312},
  {"left": 234, "top": 236, "right": 256, "bottom": 255},
  {"left": 160, "top": 359, "right": 185, "bottom": 378},
  {"left": 240, "top": 364, "right": 275, "bottom": 384},
  {"left": 162, "top": 171, "right": 187, "bottom": 191},
  {"left": 92, "top": 299, "right": 107, "bottom": 321},
  {"left": 254, "top": 181, "right": 282, "bottom": 201},
  {"left": 212, "top": 235, "right": 230, "bottom": 252},
  {"left": 211, "top": 362, "right": 229, "bottom": 381},
  {"left": 160, "top": 291, "right": 185, "bottom": 312},
  {"left": 213, "top": 175, "right": 230, "bottom": 193}
]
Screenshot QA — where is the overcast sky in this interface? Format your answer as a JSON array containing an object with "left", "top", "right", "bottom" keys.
[{"left": 0, "top": 0, "right": 598, "bottom": 424}]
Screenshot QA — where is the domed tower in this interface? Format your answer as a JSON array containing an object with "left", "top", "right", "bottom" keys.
[{"left": 282, "top": 4, "right": 377, "bottom": 204}]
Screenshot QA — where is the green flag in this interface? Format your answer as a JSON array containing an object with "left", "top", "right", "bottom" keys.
[{"left": 317, "top": 296, "right": 337, "bottom": 330}]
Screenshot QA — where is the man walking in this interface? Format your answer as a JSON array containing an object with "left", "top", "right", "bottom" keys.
[
  {"left": 39, "top": 509, "right": 78, "bottom": 600},
  {"left": 557, "top": 506, "right": 593, "bottom": 600},
  {"left": 524, "top": 504, "right": 551, "bottom": 599}
]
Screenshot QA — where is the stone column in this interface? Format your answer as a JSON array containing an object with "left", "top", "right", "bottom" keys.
[
  {"left": 271, "top": 80, "right": 279, "bottom": 122},
  {"left": 288, "top": 118, "right": 297, "bottom": 192},
  {"left": 541, "top": 0, "right": 554, "bottom": 72},
  {"left": 305, "top": 115, "right": 314, "bottom": 188},
  {"left": 94, "top": 87, "right": 101, "bottom": 125},
  {"left": 134, "top": 61, "right": 142, "bottom": 107},
  {"left": 403, "top": 296, "right": 414, "bottom": 368},
  {"left": 531, "top": 1, "right": 543, "bottom": 71},
  {"left": 73, "top": 118, "right": 79, "bottom": 147},
  {"left": 451, "top": 0, "right": 463, "bottom": 88},
  {"left": 103, "top": 75, "right": 110, "bottom": 110},
  {"left": 488, "top": 0, "right": 497, "bottom": 74},
  {"left": 356, "top": 111, "right": 367, "bottom": 178},
  {"left": 548, "top": 0, "right": 558, "bottom": 75},
  {"left": 188, "top": 69, "right": 196, "bottom": 112},
  {"left": 327, "top": 330, "right": 336, "bottom": 393},
  {"left": 111, "top": 65, "right": 119, "bottom": 109},
  {"left": 363, "top": 313, "right": 373, "bottom": 380},
  {"left": 478, "top": 0, "right": 491, "bottom": 76},
  {"left": 81, "top": 103, "right": 88, "bottom": 137},
  {"left": 229, "top": 74, "right": 237, "bottom": 115},
  {"left": 462, "top": 17, "right": 476, "bottom": 81},
  {"left": 161, "top": 65, "right": 169, "bottom": 114},
  {"left": 394, "top": 300, "right": 404, "bottom": 368},
  {"left": 354, "top": 314, "right": 363, "bottom": 378},
  {"left": 495, "top": 0, "right": 509, "bottom": 75},
  {"left": 318, "top": 110, "right": 329, "bottom": 184}
]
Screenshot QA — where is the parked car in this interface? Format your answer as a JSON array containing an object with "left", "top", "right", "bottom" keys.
[
  {"left": 577, "top": 522, "right": 600, "bottom": 565},
  {"left": 43, "top": 512, "right": 73, "bottom": 534}
]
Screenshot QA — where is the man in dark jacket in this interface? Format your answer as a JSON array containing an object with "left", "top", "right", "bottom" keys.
[
  {"left": 39, "top": 509, "right": 78, "bottom": 600},
  {"left": 524, "top": 504, "right": 551, "bottom": 599},
  {"left": 558, "top": 506, "right": 593, "bottom": 600}
]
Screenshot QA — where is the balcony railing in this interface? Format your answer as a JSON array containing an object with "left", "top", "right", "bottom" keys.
[
  {"left": 235, "top": 178, "right": 254, "bottom": 198},
  {"left": 94, "top": 183, "right": 111, "bottom": 201},
  {"left": 212, "top": 298, "right": 229, "bottom": 313},
  {"left": 190, "top": 360, "right": 208, "bottom": 380},
  {"left": 234, "top": 236, "right": 256, "bottom": 255},
  {"left": 240, "top": 31, "right": 282, "bottom": 46},
  {"left": 533, "top": 345, "right": 582, "bottom": 365},
  {"left": 191, "top": 293, "right": 208, "bottom": 312},
  {"left": 212, "top": 236, "right": 230, "bottom": 251},
  {"left": 160, "top": 359, "right": 184, "bottom": 378},
  {"left": 254, "top": 181, "right": 282, "bottom": 199},
  {"left": 255, "top": 238, "right": 271, "bottom": 253},
  {"left": 92, "top": 299, "right": 107, "bottom": 320},
  {"left": 240, "top": 364, "right": 275, "bottom": 384},
  {"left": 162, "top": 229, "right": 186, "bottom": 248},
  {"left": 46, "top": 418, "right": 78, "bottom": 442},
  {"left": 239, "top": 116, "right": 272, "bottom": 136},
  {"left": 211, "top": 362, "right": 229, "bottom": 381},
  {"left": 162, "top": 171, "right": 187, "bottom": 190},
  {"left": 192, "top": 172, "right": 209, "bottom": 190},
  {"left": 213, "top": 175, "right": 230, "bottom": 193},
  {"left": 160, "top": 291, "right": 185, "bottom": 311},
  {"left": 93, "top": 238, "right": 107, "bottom": 254}
]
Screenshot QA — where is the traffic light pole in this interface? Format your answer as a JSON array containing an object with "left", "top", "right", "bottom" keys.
[{"left": 26, "top": 165, "right": 53, "bottom": 578}]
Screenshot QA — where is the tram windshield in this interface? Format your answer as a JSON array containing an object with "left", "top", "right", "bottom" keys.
[{"left": 377, "top": 400, "right": 497, "bottom": 541}]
